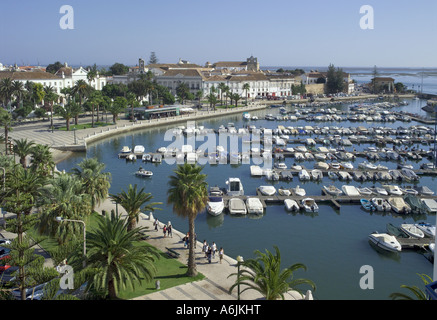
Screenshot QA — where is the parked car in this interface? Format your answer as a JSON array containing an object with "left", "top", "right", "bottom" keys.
[{"left": 0, "top": 248, "right": 11, "bottom": 272}]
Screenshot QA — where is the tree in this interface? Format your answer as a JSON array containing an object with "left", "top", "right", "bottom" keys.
[
  {"left": 13, "top": 138, "right": 35, "bottom": 168},
  {"left": 390, "top": 273, "right": 432, "bottom": 300},
  {"left": 11, "top": 81, "right": 26, "bottom": 108},
  {"left": 126, "top": 92, "right": 139, "bottom": 121},
  {"left": 79, "top": 211, "right": 159, "bottom": 299},
  {"left": 30, "top": 144, "right": 55, "bottom": 175},
  {"left": 326, "top": 64, "right": 345, "bottom": 94},
  {"left": 218, "top": 82, "right": 226, "bottom": 105},
  {"left": 206, "top": 93, "right": 218, "bottom": 111},
  {"left": 43, "top": 85, "right": 58, "bottom": 132},
  {"left": 243, "top": 83, "right": 250, "bottom": 105},
  {"left": 32, "top": 83, "right": 45, "bottom": 106},
  {"left": 107, "top": 96, "right": 127, "bottom": 124},
  {"left": 0, "top": 108, "right": 13, "bottom": 155},
  {"left": 167, "top": 164, "right": 208, "bottom": 277},
  {"left": 0, "top": 78, "right": 13, "bottom": 108},
  {"left": 71, "top": 157, "right": 111, "bottom": 212},
  {"left": 55, "top": 100, "right": 81, "bottom": 131},
  {"left": 228, "top": 246, "right": 316, "bottom": 300},
  {"left": 176, "top": 83, "right": 191, "bottom": 105},
  {"left": 109, "top": 63, "right": 129, "bottom": 76},
  {"left": 87, "top": 90, "right": 104, "bottom": 128},
  {"left": 149, "top": 52, "right": 158, "bottom": 64},
  {"left": 71, "top": 80, "right": 91, "bottom": 125},
  {"left": 46, "top": 61, "right": 63, "bottom": 74},
  {"left": 110, "top": 184, "right": 162, "bottom": 231}
]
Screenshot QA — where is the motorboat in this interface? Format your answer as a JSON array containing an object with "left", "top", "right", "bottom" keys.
[
  {"left": 357, "top": 187, "right": 373, "bottom": 196},
  {"left": 368, "top": 232, "right": 402, "bottom": 253},
  {"left": 388, "top": 197, "right": 411, "bottom": 214},
  {"left": 404, "top": 194, "right": 425, "bottom": 214},
  {"left": 359, "top": 161, "right": 377, "bottom": 170},
  {"left": 133, "top": 145, "right": 145, "bottom": 154},
  {"left": 120, "top": 146, "right": 131, "bottom": 154},
  {"left": 280, "top": 171, "right": 293, "bottom": 181},
  {"left": 388, "top": 170, "right": 403, "bottom": 181},
  {"left": 301, "top": 198, "right": 319, "bottom": 212},
  {"left": 228, "top": 198, "right": 247, "bottom": 215},
  {"left": 311, "top": 169, "right": 323, "bottom": 181},
  {"left": 126, "top": 153, "right": 136, "bottom": 161},
  {"left": 142, "top": 153, "right": 152, "bottom": 162},
  {"left": 246, "top": 197, "right": 264, "bottom": 215},
  {"left": 314, "top": 162, "right": 330, "bottom": 170},
  {"left": 383, "top": 185, "right": 403, "bottom": 196},
  {"left": 151, "top": 154, "right": 162, "bottom": 163},
  {"left": 323, "top": 185, "right": 342, "bottom": 196},
  {"left": 278, "top": 188, "right": 291, "bottom": 196},
  {"left": 258, "top": 186, "right": 277, "bottom": 196},
  {"left": 400, "top": 168, "right": 419, "bottom": 182},
  {"left": 400, "top": 224, "right": 425, "bottom": 239},
  {"left": 371, "top": 198, "right": 391, "bottom": 212},
  {"left": 157, "top": 147, "right": 167, "bottom": 153},
  {"left": 284, "top": 199, "right": 300, "bottom": 212},
  {"left": 135, "top": 167, "right": 153, "bottom": 177},
  {"left": 250, "top": 165, "right": 264, "bottom": 176},
  {"left": 337, "top": 171, "right": 352, "bottom": 181},
  {"left": 415, "top": 222, "right": 436, "bottom": 238},
  {"left": 206, "top": 196, "right": 225, "bottom": 216},
  {"left": 226, "top": 178, "right": 244, "bottom": 196},
  {"left": 386, "top": 223, "right": 409, "bottom": 238},
  {"left": 328, "top": 171, "right": 338, "bottom": 180},
  {"left": 275, "top": 162, "right": 287, "bottom": 170},
  {"left": 374, "top": 186, "right": 388, "bottom": 196},
  {"left": 342, "top": 185, "right": 360, "bottom": 196},
  {"left": 360, "top": 199, "right": 376, "bottom": 211},
  {"left": 294, "top": 153, "right": 305, "bottom": 161},
  {"left": 422, "top": 199, "right": 437, "bottom": 213},
  {"left": 209, "top": 186, "right": 224, "bottom": 196},
  {"left": 340, "top": 162, "right": 354, "bottom": 170},
  {"left": 243, "top": 112, "right": 251, "bottom": 120},
  {"left": 293, "top": 185, "right": 306, "bottom": 197},
  {"left": 400, "top": 187, "right": 419, "bottom": 195},
  {"left": 298, "top": 169, "right": 311, "bottom": 181},
  {"left": 414, "top": 186, "right": 434, "bottom": 196}
]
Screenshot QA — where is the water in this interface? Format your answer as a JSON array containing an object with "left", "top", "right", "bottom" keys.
[{"left": 57, "top": 98, "right": 436, "bottom": 300}]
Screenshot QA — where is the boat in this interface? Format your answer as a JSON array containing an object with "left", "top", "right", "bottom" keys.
[
  {"left": 142, "top": 153, "right": 152, "bottom": 162},
  {"left": 151, "top": 154, "right": 162, "bottom": 163},
  {"left": 243, "top": 112, "right": 251, "bottom": 120},
  {"left": 250, "top": 165, "right": 264, "bottom": 176},
  {"left": 328, "top": 171, "right": 338, "bottom": 180},
  {"left": 400, "top": 168, "right": 419, "bottom": 182},
  {"left": 323, "top": 185, "right": 342, "bottom": 196},
  {"left": 383, "top": 185, "right": 403, "bottom": 196},
  {"left": 284, "top": 199, "right": 300, "bottom": 212},
  {"left": 280, "top": 171, "right": 293, "bottom": 181},
  {"left": 206, "top": 196, "right": 225, "bottom": 216},
  {"left": 126, "top": 153, "right": 136, "bottom": 161},
  {"left": 258, "top": 186, "right": 277, "bottom": 196},
  {"left": 403, "top": 194, "right": 425, "bottom": 214},
  {"left": 314, "top": 162, "right": 330, "bottom": 170},
  {"left": 374, "top": 187, "right": 388, "bottom": 196},
  {"left": 298, "top": 169, "right": 311, "bottom": 181},
  {"left": 414, "top": 186, "right": 434, "bottom": 196},
  {"left": 293, "top": 185, "right": 306, "bottom": 196},
  {"left": 246, "top": 197, "right": 264, "bottom": 215},
  {"left": 226, "top": 178, "right": 244, "bottom": 196},
  {"left": 386, "top": 223, "right": 409, "bottom": 238},
  {"left": 275, "top": 162, "right": 287, "bottom": 170},
  {"left": 357, "top": 187, "right": 373, "bottom": 196},
  {"left": 368, "top": 232, "right": 402, "bottom": 253},
  {"left": 400, "top": 224, "right": 425, "bottom": 239},
  {"left": 340, "top": 162, "right": 354, "bottom": 170},
  {"left": 422, "top": 199, "right": 437, "bottom": 213},
  {"left": 400, "top": 187, "right": 419, "bottom": 195},
  {"left": 133, "top": 145, "right": 145, "bottom": 154},
  {"left": 371, "top": 198, "right": 391, "bottom": 211},
  {"left": 337, "top": 171, "right": 352, "bottom": 180},
  {"left": 228, "top": 198, "right": 247, "bottom": 215},
  {"left": 415, "top": 222, "right": 435, "bottom": 238},
  {"left": 388, "top": 170, "right": 403, "bottom": 181},
  {"left": 311, "top": 169, "right": 323, "bottom": 181},
  {"left": 120, "top": 146, "right": 131, "bottom": 154},
  {"left": 361, "top": 199, "right": 376, "bottom": 211},
  {"left": 157, "top": 147, "right": 167, "bottom": 153},
  {"left": 388, "top": 197, "right": 411, "bottom": 214},
  {"left": 135, "top": 167, "right": 153, "bottom": 177},
  {"left": 278, "top": 188, "right": 291, "bottom": 196},
  {"left": 342, "top": 185, "right": 360, "bottom": 196},
  {"left": 301, "top": 198, "right": 318, "bottom": 212},
  {"left": 209, "top": 186, "right": 224, "bottom": 196},
  {"left": 359, "top": 161, "right": 377, "bottom": 170}
]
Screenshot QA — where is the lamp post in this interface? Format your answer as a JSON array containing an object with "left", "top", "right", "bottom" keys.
[
  {"left": 56, "top": 217, "right": 86, "bottom": 268},
  {"left": 236, "top": 255, "right": 244, "bottom": 300},
  {"left": 73, "top": 128, "right": 77, "bottom": 145}
]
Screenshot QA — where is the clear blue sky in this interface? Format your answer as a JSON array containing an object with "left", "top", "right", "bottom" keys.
[{"left": 1, "top": 0, "right": 436, "bottom": 68}]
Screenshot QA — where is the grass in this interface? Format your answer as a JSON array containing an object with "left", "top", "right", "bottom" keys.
[
  {"left": 26, "top": 211, "right": 205, "bottom": 300},
  {"left": 57, "top": 122, "right": 111, "bottom": 131}
]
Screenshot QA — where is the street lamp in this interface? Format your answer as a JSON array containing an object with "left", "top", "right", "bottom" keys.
[
  {"left": 56, "top": 217, "right": 86, "bottom": 268},
  {"left": 73, "top": 128, "right": 77, "bottom": 145},
  {"left": 236, "top": 255, "right": 244, "bottom": 300}
]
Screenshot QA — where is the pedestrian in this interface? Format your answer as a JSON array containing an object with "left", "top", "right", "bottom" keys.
[
  {"left": 194, "top": 233, "right": 197, "bottom": 248},
  {"left": 163, "top": 225, "right": 167, "bottom": 238},
  {"left": 202, "top": 240, "right": 208, "bottom": 257},
  {"left": 219, "top": 247, "right": 224, "bottom": 264},
  {"left": 168, "top": 224, "right": 172, "bottom": 237},
  {"left": 207, "top": 246, "right": 212, "bottom": 263},
  {"left": 184, "top": 233, "right": 189, "bottom": 248},
  {"left": 211, "top": 242, "right": 217, "bottom": 259},
  {"left": 154, "top": 218, "right": 159, "bottom": 232}
]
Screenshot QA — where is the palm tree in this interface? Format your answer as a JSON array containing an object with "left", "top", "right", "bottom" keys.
[
  {"left": 218, "top": 82, "right": 226, "bottom": 105},
  {"left": 13, "top": 138, "right": 35, "bottom": 168},
  {"left": 30, "top": 144, "right": 55, "bottom": 175},
  {"left": 0, "top": 78, "right": 13, "bottom": 108},
  {"left": 87, "top": 90, "right": 103, "bottom": 128},
  {"left": 228, "top": 246, "right": 316, "bottom": 300},
  {"left": 55, "top": 99, "right": 81, "bottom": 131},
  {"left": 82, "top": 211, "right": 159, "bottom": 299},
  {"left": 390, "top": 273, "right": 432, "bottom": 300},
  {"left": 206, "top": 94, "right": 218, "bottom": 111},
  {"left": 37, "top": 173, "right": 91, "bottom": 243},
  {"left": 12, "top": 81, "right": 26, "bottom": 108},
  {"left": 167, "top": 164, "right": 208, "bottom": 277},
  {"left": 71, "top": 157, "right": 111, "bottom": 212},
  {"left": 110, "top": 184, "right": 162, "bottom": 231},
  {"left": 243, "top": 83, "right": 250, "bottom": 105},
  {"left": 71, "top": 80, "right": 91, "bottom": 125},
  {"left": 0, "top": 108, "right": 13, "bottom": 155},
  {"left": 43, "top": 85, "right": 58, "bottom": 132}
]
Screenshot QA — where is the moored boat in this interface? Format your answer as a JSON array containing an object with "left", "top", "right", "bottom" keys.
[
  {"left": 228, "top": 198, "right": 247, "bottom": 215},
  {"left": 258, "top": 185, "right": 277, "bottom": 196},
  {"left": 361, "top": 199, "right": 376, "bottom": 211},
  {"left": 414, "top": 222, "right": 436, "bottom": 238},
  {"left": 323, "top": 185, "right": 342, "bottom": 196},
  {"left": 206, "top": 196, "right": 225, "bottom": 216},
  {"left": 368, "top": 232, "right": 402, "bottom": 253},
  {"left": 301, "top": 198, "right": 319, "bottom": 212},
  {"left": 246, "top": 197, "right": 264, "bottom": 215},
  {"left": 400, "top": 224, "right": 425, "bottom": 239},
  {"left": 284, "top": 199, "right": 300, "bottom": 212}
]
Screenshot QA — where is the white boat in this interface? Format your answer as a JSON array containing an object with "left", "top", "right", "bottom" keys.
[
  {"left": 421, "top": 199, "right": 437, "bottom": 213},
  {"left": 342, "top": 185, "right": 360, "bottom": 196},
  {"left": 246, "top": 197, "right": 264, "bottom": 215},
  {"left": 293, "top": 185, "right": 306, "bottom": 197},
  {"left": 135, "top": 167, "right": 153, "bottom": 177},
  {"left": 298, "top": 170, "right": 311, "bottom": 181},
  {"left": 415, "top": 186, "right": 434, "bottom": 196},
  {"left": 133, "top": 145, "right": 145, "bottom": 154},
  {"left": 228, "top": 198, "right": 247, "bottom": 215},
  {"left": 357, "top": 187, "right": 373, "bottom": 196},
  {"left": 126, "top": 153, "right": 136, "bottom": 161},
  {"left": 315, "top": 162, "right": 330, "bottom": 170},
  {"left": 371, "top": 198, "right": 391, "bottom": 211},
  {"left": 323, "top": 185, "right": 342, "bottom": 196},
  {"left": 284, "top": 199, "right": 300, "bottom": 211},
  {"left": 383, "top": 185, "right": 403, "bottom": 196},
  {"left": 120, "top": 146, "right": 131, "bottom": 154},
  {"left": 157, "top": 147, "right": 167, "bottom": 153},
  {"left": 206, "top": 196, "right": 225, "bottom": 216},
  {"left": 414, "top": 222, "right": 436, "bottom": 238},
  {"left": 400, "top": 224, "right": 425, "bottom": 239},
  {"left": 142, "top": 153, "right": 152, "bottom": 162},
  {"left": 259, "top": 186, "right": 277, "bottom": 196},
  {"left": 374, "top": 187, "right": 388, "bottom": 196},
  {"left": 311, "top": 169, "right": 323, "bottom": 181},
  {"left": 301, "top": 198, "right": 319, "bottom": 212},
  {"left": 275, "top": 162, "right": 287, "bottom": 170},
  {"left": 337, "top": 171, "right": 352, "bottom": 180},
  {"left": 278, "top": 188, "right": 291, "bottom": 196},
  {"left": 359, "top": 161, "right": 377, "bottom": 170},
  {"left": 250, "top": 165, "right": 264, "bottom": 176},
  {"left": 368, "top": 232, "right": 402, "bottom": 253},
  {"left": 243, "top": 112, "right": 251, "bottom": 120},
  {"left": 340, "top": 162, "right": 354, "bottom": 170},
  {"left": 388, "top": 197, "right": 411, "bottom": 214},
  {"left": 226, "top": 178, "right": 244, "bottom": 196},
  {"left": 151, "top": 154, "right": 162, "bottom": 163}
]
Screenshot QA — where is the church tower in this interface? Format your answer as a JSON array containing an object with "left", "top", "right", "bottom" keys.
[{"left": 246, "top": 56, "right": 259, "bottom": 72}]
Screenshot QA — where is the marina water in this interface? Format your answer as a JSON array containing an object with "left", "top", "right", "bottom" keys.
[{"left": 57, "top": 98, "right": 436, "bottom": 300}]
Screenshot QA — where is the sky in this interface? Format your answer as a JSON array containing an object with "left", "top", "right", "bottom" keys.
[{"left": 1, "top": 0, "right": 436, "bottom": 68}]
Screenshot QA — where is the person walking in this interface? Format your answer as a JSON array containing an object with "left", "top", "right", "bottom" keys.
[
  {"left": 167, "top": 224, "right": 172, "bottom": 238},
  {"left": 207, "top": 246, "right": 212, "bottom": 264},
  {"left": 219, "top": 247, "right": 224, "bottom": 264},
  {"left": 154, "top": 218, "right": 159, "bottom": 232},
  {"left": 163, "top": 225, "right": 167, "bottom": 238},
  {"left": 211, "top": 242, "right": 217, "bottom": 259},
  {"left": 202, "top": 240, "right": 208, "bottom": 258}
]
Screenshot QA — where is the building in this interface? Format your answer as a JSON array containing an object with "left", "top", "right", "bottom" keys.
[
  {"left": 155, "top": 69, "right": 204, "bottom": 96},
  {"left": 301, "top": 71, "right": 355, "bottom": 94},
  {"left": 212, "top": 56, "right": 260, "bottom": 73},
  {"left": 371, "top": 77, "right": 395, "bottom": 93}
]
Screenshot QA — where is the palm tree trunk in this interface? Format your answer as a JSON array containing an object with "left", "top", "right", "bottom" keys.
[
  {"left": 108, "top": 276, "right": 117, "bottom": 299},
  {"left": 187, "top": 216, "right": 197, "bottom": 277},
  {"left": 91, "top": 105, "right": 95, "bottom": 128}
]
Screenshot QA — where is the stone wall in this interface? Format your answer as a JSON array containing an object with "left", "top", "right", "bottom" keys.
[{"left": 305, "top": 83, "right": 325, "bottom": 95}]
